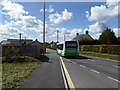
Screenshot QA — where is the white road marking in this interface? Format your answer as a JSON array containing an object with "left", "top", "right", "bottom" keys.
[
  {"left": 72, "top": 62, "right": 77, "bottom": 64},
  {"left": 66, "top": 59, "right": 71, "bottom": 62},
  {"left": 77, "top": 60, "right": 85, "bottom": 61},
  {"left": 108, "top": 77, "right": 120, "bottom": 83},
  {"left": 80, "top": 65, "right": 86, "bottom": 68},
  {"left": 90, "top": 60, "right": 95, "bottom": 61},
  {"left": 90, "top": 69, "right": 100, "bottom": 74},
  {"left": 77, "top": 59, "right": 95, "bottom": 62},
  {"left": 113, "top": 65, "right": 119, "bottom": 68}
]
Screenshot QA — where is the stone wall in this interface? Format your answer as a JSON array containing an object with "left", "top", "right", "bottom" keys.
[{"left": 2, "top": 45, "right": 42, "bottom": 58}]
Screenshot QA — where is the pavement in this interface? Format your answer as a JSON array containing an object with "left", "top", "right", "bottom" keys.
[
  {"left": 19, "top": 49, "right": 65, "bottom": 88},
  {"left": 19, "top": 49, "right": 120, "bottom": 89}
]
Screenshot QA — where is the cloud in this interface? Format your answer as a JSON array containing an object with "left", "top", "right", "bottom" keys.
[
  {"left": 85, "top": 11, "right": 89, "bottom": 18},
  {"left": 70, "top": 29, "right": 82, "bottom": 37},
  {"left": 1, "top": 0, "right": 28, "bottom": 20},
  {"left": 21, "top": 15, "right": 43, "bottom": 31},
  {"left": 49, "top": 9, "right": 73, "bottom": 24},
  {"left": 0, "top": 22, "right": 26, "bottom": 41},
  {"left": 91, "top": 33, "right": 102, "bottom": 39},
  {"left": 40, "top": 5, "right": 54, "bottom": 13},
  {"left": 106, "top": 0, "right": 119, "bottom": 7},
  {"left": 86, "top": 1, "right": 120, "bottom": 23},
  {"left": 50, "top": 28, "right": 82, "bottom": 42},
  {"left": 0, "top": 0, "right": 56, "bottom": 41},
  {"left": 91, "top": 28, "right": 120, "bottom": 39},
  {"left": 88, "top": 22, "right": 103, "bottom": 33},
  {"left": 113, "top": 28, "right": 120, "bottom": 37}
]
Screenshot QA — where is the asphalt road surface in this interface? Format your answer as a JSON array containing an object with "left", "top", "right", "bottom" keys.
[{"left": 19, "top": 49, "right": 120, "bottom": 89}]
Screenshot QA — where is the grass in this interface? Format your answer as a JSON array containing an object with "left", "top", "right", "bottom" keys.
[
  {"left": 79, "top": 51, "right": 120, "bottom": 61},
  {"left": 2, "top": 56, "right": 42, "bottom": 89}
]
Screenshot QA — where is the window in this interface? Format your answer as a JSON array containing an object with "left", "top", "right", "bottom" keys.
[
  {"left": 65, "top": 41, "right": 77, "bottom": 48},
  {"left": 57, "top": 44, "right": 63, "bottom": 50}
]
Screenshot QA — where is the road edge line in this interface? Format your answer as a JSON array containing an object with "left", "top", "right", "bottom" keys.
[
  {"left": 60, "top": 56, "right": 75, "bottom": 89},
  {"left": 59, "top": 57, "right": 68, "bottom": 89}
]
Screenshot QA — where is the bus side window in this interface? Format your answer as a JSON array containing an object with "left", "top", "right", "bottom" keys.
[
  {"left": 57, "top": 44, "right": 63, "bottom": 50},
  {"left": 60, "top": 44, "right": 63, "bottom": 50}
]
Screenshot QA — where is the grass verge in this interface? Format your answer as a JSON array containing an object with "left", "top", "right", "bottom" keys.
[
  {"left": 79, "top": 51, "right": 120, "bottom": 61},
  {"left": 2, "top": 57, "right": 42, "bottom": 89}
]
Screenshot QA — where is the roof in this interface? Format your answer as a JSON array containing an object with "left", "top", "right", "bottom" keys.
[
  {"left": 7, "top": 39, "right": 33, "bottom": 42},
  {"left": 72, "top": 34, "right": 93, "bottom": 41},
  {"left": 28, "top": 40, "right": 42, "bottom": 46},
  {"left": 0, "top": 39, "right": 42, "bottom": 46}
]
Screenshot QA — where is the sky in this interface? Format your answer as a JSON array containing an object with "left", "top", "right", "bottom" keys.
[{"left": 0, "top": 0, "right": 120, "bottom": 42}]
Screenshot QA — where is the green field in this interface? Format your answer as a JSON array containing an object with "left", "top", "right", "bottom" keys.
[
  {"left": 2, "top": 58, "right": 41, "bottom": 89},
  {"left": 79, "top": 51, "right": 120, "bottom": 61}
]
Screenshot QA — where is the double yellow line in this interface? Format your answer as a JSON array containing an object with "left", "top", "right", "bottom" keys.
[{"left": 60, "top": 56, "right": 75, "bottom": 89}]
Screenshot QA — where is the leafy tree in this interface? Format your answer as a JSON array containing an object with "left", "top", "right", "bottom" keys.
[
  {"left": 117, "top": 37, "right": 120, "bottom": 44},
  {"left": 99, "top": 27, "right": 117, "bottom": 44}
]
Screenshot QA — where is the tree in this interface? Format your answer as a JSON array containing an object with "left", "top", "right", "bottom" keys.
[
  {"left": 79, "top": 39, "right": 101, "bottom": 45},
  {"left": 99, "top": 27, "right": 117, "bottom": 44},
  {"left": 117, "top": 37, "right": 120, "bottom": 44}
]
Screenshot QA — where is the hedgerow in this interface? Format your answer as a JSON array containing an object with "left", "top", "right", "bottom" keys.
[{"left": 79, "top": 45, "right": 120, "bottom": 55}]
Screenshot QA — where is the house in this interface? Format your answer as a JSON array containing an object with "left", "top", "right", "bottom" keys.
[
  {"left": 28, "top": 39, "right": 42, "bottom": 46},
  {"left": 72, "top": 31, "right": 93, "bottom": 41},
  {"left": 0, "top": 39, "right": 33, "bottom": 46},
  {"left": 1, "top": 39, "right": 43, "bottom": 58}
]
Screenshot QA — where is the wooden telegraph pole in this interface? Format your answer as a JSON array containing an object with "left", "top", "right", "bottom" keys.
[{"left": 43, "top": 0, "right": 45, "bottom": 58}]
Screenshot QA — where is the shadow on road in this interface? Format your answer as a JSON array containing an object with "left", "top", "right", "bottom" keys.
[
  {"left": 38, "top": 55, "right": 50, "bottom": 62},
  {"left": 63, "top": 55, "right": 92, "bottom": 59}
]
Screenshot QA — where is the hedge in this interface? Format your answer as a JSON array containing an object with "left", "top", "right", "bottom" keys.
[
  {"left": 79, "top": 45, "right": 120, "bottom": 55},
  {"left": 51, "top": 45, "right": 56, "bottom": 50},
  {"left": 2, "top": 56, "right": 40, "bottom": 63}
]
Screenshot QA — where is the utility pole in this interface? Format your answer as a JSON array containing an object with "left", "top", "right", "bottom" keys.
[
  {"left": 19, "top": 33, "right": 21, "bottom": 45},
  {"left": 43, "top": 0, "right": 45, "bottom": 57},
  {"left": 24, "top": 37, "right": 26, "bottom": 44},
  {"left": 19, "top": 33, "right": 22, "bottom": 56},
  {"left": 57, "top": 30, "right": 59, "bottom": 43},
  {"left": 64, "top": 34, "right": 65, "bottom": 41}
]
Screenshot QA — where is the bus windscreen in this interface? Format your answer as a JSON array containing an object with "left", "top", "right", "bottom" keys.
[{"left": 65, "top": 41, "right": 77, "bottom": 48}]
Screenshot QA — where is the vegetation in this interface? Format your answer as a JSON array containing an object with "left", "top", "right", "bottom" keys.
[
  {"left": 2, "top": 56, "right": 40, "bottom": 63},
  {"left": 79, "top": 39, "right": 101, "bottom": 45},
  {"left": 2, "top": 56, "right": 41, "bottom": 89},
  {"left": 4, "top": 46, "right": 19, "bottom": 60},
  {"left": 79, "top": 45, "right": 120, "bottom": 55},
  {"left": 99, "top": 27, "right": 117, "bottom": 44},
  {"left": 51, "top": 45, "right": 56, "bottom": 50},
  {"left": 79, "top": 51, "right": 120, "bottom": 61}
]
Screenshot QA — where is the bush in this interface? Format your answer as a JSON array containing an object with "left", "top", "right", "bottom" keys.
[
  {"left": 2, "top": 56, "right": 40, "bottom": 63},
  {"left": 51, "top": 45, "right": 56, "bottom": 50},
  {"left": 79, "top": 45, "right": 120, "bottom": 55},
  {"left": 3, "top": 46, "right": 19, "bottom": 60},
  {"left": 79, "top": 39, "right": 101, "bottom": 45}
]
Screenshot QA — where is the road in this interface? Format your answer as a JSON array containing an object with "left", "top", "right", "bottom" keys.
[{"left": 19, "top": 49, "right": 120, "bottom": 89}]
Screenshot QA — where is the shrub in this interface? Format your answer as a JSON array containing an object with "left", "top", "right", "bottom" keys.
[
  {"left": 51, "top": 45, "right": 56, "bottom": 50},
  {"left": 2, "top": 56, "right": 40, "bottom": 63},
  {"left": 3, "top": 46, "right": 19, "bottom": 60},
  {"left": 79, "top": 45, "right": 120, "bottom": 55}
]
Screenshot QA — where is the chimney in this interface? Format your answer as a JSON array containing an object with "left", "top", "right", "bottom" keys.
[
  {"left": 36, "top": 39, "right": 38, "bottom": 41},
  {"left": 76, "top": 33, "right": 79, "bottom": 36},
  {"left": 86, "top": 30, "right": 88, "bottom": 34}
]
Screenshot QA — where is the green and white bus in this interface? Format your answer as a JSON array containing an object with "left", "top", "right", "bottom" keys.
[{"left": 56, "top": 41, "right": 79, "bottom": 56}]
